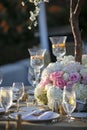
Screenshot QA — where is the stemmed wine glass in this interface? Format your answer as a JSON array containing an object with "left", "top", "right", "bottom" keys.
[
  {"left": 28, "top": 65, "right": 36, "bottom": 89},
  {"left": 12, "top": 82, "right": 24, "bottom": 111},
  {"left": 28, "top": 48, "right": 46, "bottom": 88},
  {"left": 0, "top": 71, "right": 3, "bottom": 85},
  {"left": 49, "top": 36, "right": 67, "bottom": 62},
  {"left": 0, "top": 87, "right": 13, "bottom": 118},
  {"left": 62, "top": 86, "right": 76, "bottom": 122}
]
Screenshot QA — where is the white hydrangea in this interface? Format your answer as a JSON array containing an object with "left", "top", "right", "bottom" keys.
[
  {"left": 73, "top": 83, "right": 87, "bottom": 101},
  {"left": 61, "top": 55, "right": 87, "bottom": 66},
  {"left": 41, "top": 62, "right": 63, "bottom": 78},
  {"left": 63, "top": 61, "right": 82, "bottom": 73},
  {"left": 34, "top": 84, "right": 44, "bottom": 98},
  {"left": 34, "top": 84, "right": 47, "bottom": 105},
  {"left": 82, "top": 55, "right": 87, "bottom": 65},
  {"left": 61, "top": 55, "right": 75, "bottom": 65},
  {"left": 80, "top": 66, "right": 87, "bottom": 76},
  {"left": 47, "top": 86, "right": 63, "bottom": 109}
]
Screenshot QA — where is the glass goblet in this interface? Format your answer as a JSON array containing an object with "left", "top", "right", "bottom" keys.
[
  {"left": 12, "top": 82, "right": 24, "bottom": 111},
  {"left": 49, "top": 36, "right": 67, "bottom": 62},
  {"left": 62, "top": 86, "right": 76, "bottom": 122},
  {"left": 28, "top": 65, "right": 36, "bottom": 89},
  {"left": 28, "top": 48, "right": 46, "bottom": 87},
  {"left": 0, "top": 71, "right": 3, "bottom": 85},
  {"left": 0, "top": 87, "right": 13, "bottom": 118}
]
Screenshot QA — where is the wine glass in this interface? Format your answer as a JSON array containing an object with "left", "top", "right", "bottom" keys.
[
  {"left": 28, "top": 65, "right": 36, "bottom": 89},
  {"left": 49, "top": 36, "right": 67, "bottom": 62},
  {"left": 28, "top": 48, "right": 46, "bottom": 87},
  {"left": 0, "top": 87, "right": 13, "bottom": 118},
  {"left": 0, "top": 71, "right": 3, "bottom": 85},
  {"left": 62, "top": 86, "right": 76, "bottom": 122},
  {"left": 12, "top": 82, "right": 24, "bottom": 111}
]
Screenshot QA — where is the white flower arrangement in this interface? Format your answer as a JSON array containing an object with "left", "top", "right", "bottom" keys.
[{"left": 34, "top": 55, "right": 87, "bottom": 109}]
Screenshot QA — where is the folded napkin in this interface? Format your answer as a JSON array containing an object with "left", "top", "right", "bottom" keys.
[
  {"left": 38, "top": 111, "right": 54, "bottom": 120},
  {"left": 22, "top": 109, "right": 54, "bottom": 120},
  {"left": 22, "top": 109, "right": 45, "bottom": 120}
]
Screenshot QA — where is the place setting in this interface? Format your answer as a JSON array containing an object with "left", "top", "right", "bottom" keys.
[{"left": 8, "top": 108, "right": 60, "bottom": 123}]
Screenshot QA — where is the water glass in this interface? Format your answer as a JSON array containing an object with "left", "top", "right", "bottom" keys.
[
  {"left": 62, "top": 86, "right": 76, "bottom": 122},
  {"left": 12, "top": 82, "right": 24, "bottom": 111},
  {"left": 0, "top": 71, "right": 3, "bottom": 85},
  {"left": 0, "top": 87, "right": 13, "bottom": 118}
]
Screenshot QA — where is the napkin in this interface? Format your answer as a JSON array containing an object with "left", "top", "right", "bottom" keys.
[
  {"left": 22, "top": 109, "right": 54, "bottom": 120},
  {"left": 38, "top": 111, "right": 54, "bottom": 120},
  {"left": 22, "top": 109, "right": 45, "bottom": 120}
]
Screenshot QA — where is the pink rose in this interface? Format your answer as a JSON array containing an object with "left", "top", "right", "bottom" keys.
[
  {"left": 40, "top": 76, "right": 50, "bottom": 87},
  {"left": 50, "top": 71, "right": 63, "bottom": 81},
  {"left": 53, "top": 78, "right": 66, "bottom": 89}
]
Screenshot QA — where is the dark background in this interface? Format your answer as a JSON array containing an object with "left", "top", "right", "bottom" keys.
[{"left": 0, "top": 0, "right": 87, "bottom": 65}]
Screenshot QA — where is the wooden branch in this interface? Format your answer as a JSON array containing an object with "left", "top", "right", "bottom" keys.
[
  {"left": 74, "top": 0, "right": 84, "bottom": 17},
  {"left": 70, "top": 0, "right": 83, "bottom": 63},
  {"left": 70, "top": 0, "right": 76, "bottom": 13}
]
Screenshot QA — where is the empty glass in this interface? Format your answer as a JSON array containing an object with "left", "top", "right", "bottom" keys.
[
  {"left": 0, "top": 71, "right": 3, "bottom": 85},
  {"left": 12, "top": 82, "right": 24, "bottom": 111},
  {"left": 49, "top": 36, "right": 67, "bottom": 62},
  {"left": 0, "top": 87, "right": 13, "bottom": 118},
  {"left": 62, "top": 86, "right": 76, "bottom": 122}
]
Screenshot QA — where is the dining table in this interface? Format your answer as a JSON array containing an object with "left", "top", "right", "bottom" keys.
[
  {"left": 0, "top": 86, "right": 87, "bottom": 130},
  {"left": 0, "top": 115, "right": 87, "bottom": 130},
  {"left": 0, "top": 101, "right": 87, "bottom": 130}
]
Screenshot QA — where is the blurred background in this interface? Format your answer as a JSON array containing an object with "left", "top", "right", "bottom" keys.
[{"left": 0, "top": 0, "right": 87, "bottom": 65}]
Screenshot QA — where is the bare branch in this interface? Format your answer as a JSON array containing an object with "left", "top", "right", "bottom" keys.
[
  {"left": 74, "top": 0, "right": 84, "bottom": 17},
  {"left": 70, "top": 0, "right": 77, "bottom": 13}
]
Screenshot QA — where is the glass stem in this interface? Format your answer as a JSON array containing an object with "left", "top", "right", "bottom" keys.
[
  {"left": 17, "top": 100, "right": 20, "bottom": 111},
  {"left": 34, "top": 69, "right": 40, "bottom": 85},
  {"left": 56, "top": 56, "right": 62, "bottom": 62}
]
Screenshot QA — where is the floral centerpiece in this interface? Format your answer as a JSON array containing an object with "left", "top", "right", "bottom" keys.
[{"left": 34, "top": 55, "right": 87, "bottom": 109}]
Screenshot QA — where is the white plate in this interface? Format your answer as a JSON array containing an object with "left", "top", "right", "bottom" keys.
[
  {"left": 9, "top": 110, "right": 60, "bottom": 122},
  {"left": 0, "top": 108, "right": 5, "bottom": 113},
  {"left": 19, "top": 106, "right": 38, "bottom": 112},
  {"left": 71, "top": 112, "right": 87, "bottom": 118}
]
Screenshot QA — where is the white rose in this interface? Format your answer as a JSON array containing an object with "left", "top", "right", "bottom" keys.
[{"left": 63, "top": 73, "right": 69, "bottom": 80}]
